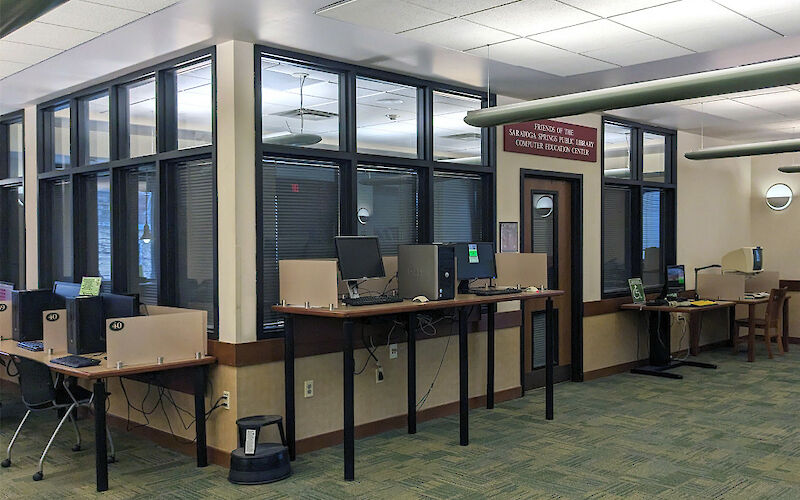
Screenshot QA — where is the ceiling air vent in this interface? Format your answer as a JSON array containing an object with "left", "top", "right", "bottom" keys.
[
  {"left": 274, "top": 108, "right": 338, "bottom": 120},
  {"left": 444, "top": 132, "right": 482, "bottom": 141}
]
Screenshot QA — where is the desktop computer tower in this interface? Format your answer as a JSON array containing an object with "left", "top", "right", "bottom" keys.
[
  {"left": 67, "top": 296, "right": 106, "bottom": 354},
  {"left": 398, "top": 244, "right": 455, "bottom": 300},
  {"left": 12, "top": 289, "right": 63, "bottom": 341}
]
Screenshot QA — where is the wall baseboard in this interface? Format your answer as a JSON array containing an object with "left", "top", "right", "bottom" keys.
[{"left": 583, "top": 340, "right": 730, "bottom": 381}]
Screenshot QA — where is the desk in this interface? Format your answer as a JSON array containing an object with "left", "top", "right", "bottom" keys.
[
  {"left": 274, "top": 290, "right": 564, "bottom": 481},
  {"left": 620, "top": 301, "right": 735, "bottom": 378},
  {"left": 0, "top": 339, "right": 215, "bottom": 492},
  {"left": 726, "top": 296, "right": 791, "bottom": 362}
]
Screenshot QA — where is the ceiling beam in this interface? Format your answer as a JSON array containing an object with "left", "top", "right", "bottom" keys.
[
  {"left": 0, "top": 0, "right": 67, "bottom": 38},
  {"left": 464, "top": 57, "right": 800, "bottom": 128}
]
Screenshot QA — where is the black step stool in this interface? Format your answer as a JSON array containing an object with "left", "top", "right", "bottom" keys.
[{"left": 228, "top": 415, "right": 291, "bottom": 485}]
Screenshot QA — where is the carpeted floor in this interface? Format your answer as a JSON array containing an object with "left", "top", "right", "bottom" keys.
[{"left": 1, "top": 345, "right": 799, "bottom": 499}]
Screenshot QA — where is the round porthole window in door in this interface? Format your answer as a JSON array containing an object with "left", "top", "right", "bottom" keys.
[{"left": 766, "top": 183, "right": 793, "bottom": 211}]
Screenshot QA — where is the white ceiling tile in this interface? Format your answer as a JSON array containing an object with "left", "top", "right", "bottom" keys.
[
  {"left": 531, "top": 19, "right": 650, "bottom": 54},
  {"left": 0, "top": 61, "right": 29, "bottom": 79},
  {"left": 463, "top": 0, "right": 598, "bottom": 37},
  {"left": 467, "top": 38, "right": 616, "bottom": 76},
  {"left": 612, "top": 0, "right": 779, "bottom": 52},
  {"left": 317, "top": 0, "right": 451, "bottom": 34},
  {"left": 558, "top": 0, "right": 676, "bottom": 17},
  {"left": 0, "top": 41, "right": 62, "bottom": 65},
  {"left": 37, "top": 0, "right": 146, "bottom": 32},
  {"left": 3, "top": 22, "right": 99, "bottom": 50},
  {"left": 716, "top": 0, "right": 800, "bottom": 36},
  {"left": 402, "top": 18, "right": 516, "bottom": 51},
  {"left": 582, "top": 37, "right": 691, "bottom": 66},
  {"left": 404, "top": 0, "right": 515, "bottom": 17},
  {"left": 733, "top": 91, "right": 800, "bottom": 117},
  {"left": 83, "top": 0, "right": 179, "bottom": 14},
  {"left": 680, "top": 99, "right": 780, "bottom": 122}
]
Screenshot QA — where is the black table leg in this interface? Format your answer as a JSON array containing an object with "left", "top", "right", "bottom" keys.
[
  {"left": 93, "top": 379, "right": 108, "bottom": 492},
  {"left": 520, "top": 312, "right": 526, "bottom": 397},
  {"left": 284, "top": 315, "right": 296, "bottom": 461},
  {"left": 545, "top": 297, "right": 554, "bottom": 421},
  {"left": 487, "top": 303, "right": 495, "bottom": 409},
  {"left": 407, "top": 312, "right": 417, "bottom": 434},
  {"left": 458, "top": 307, "right": 469, "bottom": 446},
  {"left": 729, "top": 305, "right": 736, "bottom": 347},
  {"left": 193, "top": 366, "right": 208, "bottom": 467},
  {"left": 343, "top": 320, "right": 355, "bottom": 481}
]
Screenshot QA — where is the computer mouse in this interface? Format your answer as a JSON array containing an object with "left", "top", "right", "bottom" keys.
[{"left": 412, "top": 296, "right": 429, "bottom": 303}]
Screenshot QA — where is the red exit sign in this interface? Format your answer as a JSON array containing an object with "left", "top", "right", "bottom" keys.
[{"left": 504, "top": 119, "right": 597, "bottom": 162}]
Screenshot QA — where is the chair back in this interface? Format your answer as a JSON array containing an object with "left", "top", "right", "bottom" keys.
[
  {"left": 15, "top": 358, "right": 57, "bottom": 408},
  {"left": 765, "top": 287, "right": 788, "bottom": 329}
]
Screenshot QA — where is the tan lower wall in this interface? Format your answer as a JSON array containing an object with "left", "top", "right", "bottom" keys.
[{"left": 584, "top": 308, "right": 731, "bottom": 373}]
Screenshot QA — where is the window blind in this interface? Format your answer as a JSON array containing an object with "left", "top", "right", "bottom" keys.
[
  {"left": 0, "top": 186, "right": 24, "bottom": 288},
  {"left": 602, "top": 186, "right": 632, "bottom": 294},
  {"left": 357, "top": 166, "right": 418, "bottom": 255},
  {"left": 433, "top": 172, "right": 483, "bottom": 243},
  {"left": 262, "top": 158, "right": 340, "bottom": 332},
  {"left": 642, "top": 189, "right": 662, "bottom": 287}
]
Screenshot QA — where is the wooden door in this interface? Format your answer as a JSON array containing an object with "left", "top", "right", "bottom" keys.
[{"left": 522, "top": 176, "right": 573, "bottom": 388}]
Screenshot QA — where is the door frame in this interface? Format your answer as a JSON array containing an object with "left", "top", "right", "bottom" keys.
[{"left": 519, "top": 168, "right": 584, "bottom": 382}]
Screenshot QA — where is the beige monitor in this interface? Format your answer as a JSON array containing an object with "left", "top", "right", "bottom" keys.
[{"left": 721, "top": 246, "right": 764, "bottom": 274}]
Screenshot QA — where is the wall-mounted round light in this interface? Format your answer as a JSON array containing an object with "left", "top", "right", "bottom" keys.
[
  {"left": 535, "top": 195, "right": 553, "bottom": 218},
  {"left": 766, "top": 183, "right": 793, "bottom": 211}
]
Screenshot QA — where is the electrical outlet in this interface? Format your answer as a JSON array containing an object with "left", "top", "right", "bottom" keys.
[
  {"left": 222, "top": 391, "right": 231, "bottom": 410},
  {"left": 375, "top": 367, "right": 384, "bottom": 383},
  {"left": 389, "top": 343, "right": 398, "bottom": 359},
  {"left": 304, "top": 380, "right": 314, "bottom": 398}
]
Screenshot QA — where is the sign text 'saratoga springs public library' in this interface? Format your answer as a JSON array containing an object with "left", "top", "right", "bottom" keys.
[{"left": 504, "top": 119, "right": 597, "bottom": 162}]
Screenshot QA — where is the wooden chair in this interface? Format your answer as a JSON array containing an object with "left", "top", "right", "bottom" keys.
[{"left": 734, "top": 287, "right": 788, "bottom": 359}]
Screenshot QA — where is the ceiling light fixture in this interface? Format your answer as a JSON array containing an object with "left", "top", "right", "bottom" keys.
[
  {"left": 377, "top": 98, "right": 404, "bottom": 105},
  {"left": 263, "top": 72, "right": 323, "bottom": 146},
  {"left": 685, "top": 138, "right": 800, "bottom": 160},
  {"left": 464, "top": 56, "right": 800, "bottom": 128}
]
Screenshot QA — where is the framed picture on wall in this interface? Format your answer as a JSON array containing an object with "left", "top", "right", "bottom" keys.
[{"left": 500, "top": 222, "right": 519, "bottom": 253}]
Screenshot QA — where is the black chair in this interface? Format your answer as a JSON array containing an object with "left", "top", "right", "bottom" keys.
[{"left": 1, "top": 358, "right": 115, "bottom": 481}]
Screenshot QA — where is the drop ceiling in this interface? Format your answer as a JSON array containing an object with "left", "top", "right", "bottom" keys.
[{"left": 2, "top": 0, "right": 800, "bottom": 143}]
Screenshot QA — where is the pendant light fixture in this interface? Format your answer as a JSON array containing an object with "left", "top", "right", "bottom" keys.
[
  {"left": 685, "top": 137, "right": 800, "bottom": 160},
  {"left": 263, "top": 72, "right": 323, "bottom": 146},
  {"left": 779, "top": 165, "right": 800, "bottom": 173},
  {"left": 464, "top": 56, "right": 800, "bottom": 128},
  {"left": 140, "top": 191, "right": 152, "bottom": 244}
]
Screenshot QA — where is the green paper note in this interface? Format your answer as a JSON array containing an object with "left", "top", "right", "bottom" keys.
[{"left": 79, "top": 277, "right": 102, "bottom": 297}]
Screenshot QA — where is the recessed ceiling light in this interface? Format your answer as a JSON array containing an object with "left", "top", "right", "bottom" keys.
[{"left": 378, "top": 98, "right": 404, "bottom": 104}]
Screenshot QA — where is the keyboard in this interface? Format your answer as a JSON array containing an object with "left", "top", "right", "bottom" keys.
[
  {"left": 342, "top": 295, "right": 403, "bottom": 307},
  {"left": 17, "top": 341, "right": 44, "bottom": 352},
  {"left": 471, "top": 288, "right": 522, "bottom": 296},
  {"left": 51, "top": 355, "right": 101, "bottom": 368}
]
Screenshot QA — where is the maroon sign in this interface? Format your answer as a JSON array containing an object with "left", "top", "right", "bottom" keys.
[{"left": 504, "top": 119, "right": 597, "bottom": 162}]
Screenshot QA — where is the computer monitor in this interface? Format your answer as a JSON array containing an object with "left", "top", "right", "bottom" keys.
[
  {"left": 53, "top": 281, "right": 81, "bottom": 300},
  {"left": 721, "top": 246, "right": 764, "bottom": 273},
  {"left": 666, "top": 265, "right": 686, "bottom": 296},
  {"left": 102, "top": 293, "right": 140, "bottom": 319},
  {"left": 334, "top": 236, "right": 385, "bottom": 298},
  {"left": 454, "top": 242, "right": 496, "bottom": 293}
]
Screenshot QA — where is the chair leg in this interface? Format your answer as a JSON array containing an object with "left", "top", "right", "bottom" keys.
[
  {"left": 277, "top": 421, "right": 287, "bottom": 447},
  {"left": 732, "top": 325, "right": 741, "bottom": 354},
  {"left": 106, "top": 427, "right": 116, "bottom": 463},
  {"left": 776, "top": 326, "right": 785, "bottom": 355},
  {"left": 2, "top": 410, "right": 31, "bottom": 467},
  {"left": 35, "top": 403, "right": 77, "bottom": 481},
  {"left": 69, "top": 411, "right": 82, "bottom": 452}
]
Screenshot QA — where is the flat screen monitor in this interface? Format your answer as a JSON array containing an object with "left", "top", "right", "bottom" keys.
[
  {"left": 454, "top": 242, "right": 496, "bottom": 281},
  {"left": 666, "top": 265, "right": 686, "bottom": 294},
  {"left": 334, "top": 236, "right": 385, "bottom": 281},
  {"left": 53, "top": 281, "right": 81, "bottom": 299},
  {"left": 101, "top": 293, "right": 140, "bottom": 319}
]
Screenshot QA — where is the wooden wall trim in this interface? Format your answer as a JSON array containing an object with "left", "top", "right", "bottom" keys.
[
  {"left": 210, "top": 310, "right": 523, "bottom": 367},
  {"left": 583, "top": 289, "right": 695, "bottom": 317},
  {"left": 780, "top": 279, "right": 800, "bottom": 292}
]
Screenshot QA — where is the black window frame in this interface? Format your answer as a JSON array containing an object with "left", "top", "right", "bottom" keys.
[
  {"left": 255, "top": 45, "right": 496, "bottom": 338},
  {"left": 601, "top": 116, "right": 677, "bottom": 298},
  {"left": 36, "top": 47, "right": 219, "bottom": 336},
  {"left": 0, "top": 110, "right": 26, "bottom": 288}
]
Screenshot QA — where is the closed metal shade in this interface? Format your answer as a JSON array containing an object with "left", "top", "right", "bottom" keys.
[
  {"left": 464, "top": 57, "right": 800, "bottom": 128},
  {"left": 685, "top": 138, "right": 800, "bottom": 160}
]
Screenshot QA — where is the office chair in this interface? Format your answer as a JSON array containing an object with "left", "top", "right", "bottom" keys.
[{"left": 1, "top": 358, "right": 115, "bottom": 481}]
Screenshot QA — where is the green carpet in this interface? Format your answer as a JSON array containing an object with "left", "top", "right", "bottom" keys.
[{"left": 2, "top": 345, "right": 799, "bottom": 499}]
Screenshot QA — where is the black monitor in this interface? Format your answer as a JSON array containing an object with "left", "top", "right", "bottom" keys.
[
  {"left": 666, "top": 265, "right": 686, "bottom": 296},
  {"left": 454, "top": 242, "right": 496, "bottom": 293},
  {"left": 53, "top": 281, "right": 81, "bottom": 299},
  {"left": 11, "top": 289, "right": 63, "bottom": 341},
  {"left": 102, "top": 293, "right": 140, "bottom": 319},
  {"left": 334, "top": 236, "right": 385, "bottom": 298},
  {"left": 752, "top": 247, "right": 763, "bottom": 271}
]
